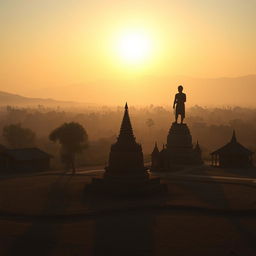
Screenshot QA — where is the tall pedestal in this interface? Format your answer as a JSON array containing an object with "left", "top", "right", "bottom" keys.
[
  {"left": 151, "top": 123, "right": 203, "bottom": 172},
  {"left": 166, "top": 123, "right": 199, "bottom": 165}
]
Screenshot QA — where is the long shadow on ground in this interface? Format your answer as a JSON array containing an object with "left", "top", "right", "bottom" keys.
[{"left": 6, "top": 174, "right": 73, "bottom": 256}]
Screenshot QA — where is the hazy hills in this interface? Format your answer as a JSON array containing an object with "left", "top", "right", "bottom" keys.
[
  {"left": 181, "top": 75, "right": 256, "bottom": 107},
  {"left": 1, "top": 75, "right": 256, "bottom": 107},
  {"left": 0, "top": 91, "right": 75, "bottom": 107},
  {"left": 34, "top": 74, "right": 256, "bottom": 107},
  {"left": 163, "top": 74, "right": 256, "bottom": 107},
  {"left": 132, "top": 74, "right": 256, "bottom": 107}
]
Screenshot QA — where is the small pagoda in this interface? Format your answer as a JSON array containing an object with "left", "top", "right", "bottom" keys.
[
  {"left": 211, "top": 131, "right": 253, "bottom": 168},
  {"left": 85, "top": 103, "right": 167, "bottom": 195}
]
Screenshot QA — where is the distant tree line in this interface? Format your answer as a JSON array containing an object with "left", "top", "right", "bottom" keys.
[{"left": 0, "top": 105, "right": 256, "bottom": 169}]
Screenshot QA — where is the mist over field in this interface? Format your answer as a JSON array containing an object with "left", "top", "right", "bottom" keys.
[
  {"left": 1, "top": 1, "right": 256, "bottom": 255},
  {"left": 0, "top": 103, "right": 255, "bottom": 169}
]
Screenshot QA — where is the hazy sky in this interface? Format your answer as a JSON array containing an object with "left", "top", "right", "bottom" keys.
[{"left": 1, "top": 0, "right": 256, "bottom": 102}]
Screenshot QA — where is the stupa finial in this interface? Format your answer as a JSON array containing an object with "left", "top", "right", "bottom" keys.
[{"left": 231, "top": 130, "right": 237, "bottom": 143}]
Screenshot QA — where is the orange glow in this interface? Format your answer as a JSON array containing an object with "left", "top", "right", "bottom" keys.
[{"left": 0, "top": 1, "right": 255, "bottom": 104}]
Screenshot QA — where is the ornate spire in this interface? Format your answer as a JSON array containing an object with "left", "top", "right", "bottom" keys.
[
  {"left": 194, "top": 140, "right": 201, "bottom": 152},
  {"left": 152, "top": 142, "right": 159, "bottom": 155},
  {"left": 117, "top": 103, "right": 135, "bottom": 142},
  {"left": 231, "top": 130, "right": 237, "bottom": 143}
]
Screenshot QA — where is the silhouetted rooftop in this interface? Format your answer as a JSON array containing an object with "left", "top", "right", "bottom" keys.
[
  {"left": 211, "top": 131, "right": 253, "bottom": 156},
  {"left": 151, "top": 142, "right": 159, "bottom": 155},
  {"left": 2, "top": 148, "right": 52, "bottom": 161}
]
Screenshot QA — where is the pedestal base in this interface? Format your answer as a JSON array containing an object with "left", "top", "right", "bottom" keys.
[{"left": 151, "top": 123, "right": 203, "bottom": 172}]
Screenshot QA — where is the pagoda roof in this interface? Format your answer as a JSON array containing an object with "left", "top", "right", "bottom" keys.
[
  {"left": 211, "top": 131, "right": 253, "bottom": 156},
  {"left": 117, "top": 102, "right": 136, "bottom": 143},
  {"left": 151, "top": 142, "right": 159, "bottom": 155},
  {"left": 110, "top": 103, "right": 142, "bottom": 152},
  {"left": 194, "top": 141, "right": 201, "bottom": 152},
  {"left": 2, "top": 148, "right": 52, "bottom": 161},
  {"left": 160, "top": 144, "right": 167, "bottom": 153}
]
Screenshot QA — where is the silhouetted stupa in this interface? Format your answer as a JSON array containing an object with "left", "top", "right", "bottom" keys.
[
  {"left": 151, "top": 123, "right": 203, "bottom": 172},
  {"left": 86, "top": 103, "right": 167, "bottom": 195},
  {"left": 105, "top": 103, "right": 148, "bottom": 180}
]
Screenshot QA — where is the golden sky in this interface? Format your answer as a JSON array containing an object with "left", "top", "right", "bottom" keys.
[{"left": 0, "top": 0, "right": 256, "bottom": 104}]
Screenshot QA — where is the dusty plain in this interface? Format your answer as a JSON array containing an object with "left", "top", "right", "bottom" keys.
[{"left": 0, "top": 169, "right": 256, "bottom": 256}]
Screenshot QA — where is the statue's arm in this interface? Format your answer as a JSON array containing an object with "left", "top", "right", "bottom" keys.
[
  {"left": 173, "top": 95, "right": 177, "bottom": 108},
  {"left": 184, "top": 94, "right": 187, "bottom": 103}
]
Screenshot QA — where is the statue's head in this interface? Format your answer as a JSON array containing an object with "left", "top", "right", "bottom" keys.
[{"left": 178, "top": 85, "right": 183, "bottom": 92}]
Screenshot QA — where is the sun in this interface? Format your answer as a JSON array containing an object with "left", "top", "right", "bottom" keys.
[{"left": 116, "top": 31, "right": 153, "bottom": 64}]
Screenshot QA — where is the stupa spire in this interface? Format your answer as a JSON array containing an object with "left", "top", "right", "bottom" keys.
[
  {"left": 194, "top": 140, "right": 201, "bottom": 152},
  {"left": 231, "top": 130, "right": 237, "bottom": 143},
  {"left": 117, "top": 103, "right": 135, "bottom": 142},
  {"left": 152, "top": 142, "right": 159, "bottom": 155}
]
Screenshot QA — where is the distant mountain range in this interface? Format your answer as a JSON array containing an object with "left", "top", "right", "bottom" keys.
[
  {"left": 1, "top": 74, "right": 256, "bottom": 107},
  {"left": 0, "top": 91, "right": 75, "bottom": 107},
  {"left": 156, "top": 74, "right": 256, "bottom": 107},
  {"left": 36, "top": 74, "right": 256, "bottom": 106}
]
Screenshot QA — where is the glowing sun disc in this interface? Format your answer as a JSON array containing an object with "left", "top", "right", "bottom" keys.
[{"left": 117, "top": 31, "right": 153, "bottom": 64}]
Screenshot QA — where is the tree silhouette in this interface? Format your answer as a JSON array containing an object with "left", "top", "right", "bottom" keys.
[
  {"left": 3, "top": 123, "right": 36, "bottom": 148},
  {"left": 49, "top": 122, "right": 88, "bottom": 174}
]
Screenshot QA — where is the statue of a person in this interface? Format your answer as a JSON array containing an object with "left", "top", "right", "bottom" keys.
[{"left": 173, "top": 85, "right": 186, "bottom": 124}]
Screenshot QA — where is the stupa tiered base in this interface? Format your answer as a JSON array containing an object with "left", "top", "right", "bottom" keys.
[{"left": 85, "top": 172, "right": 167, "bottom": 196}]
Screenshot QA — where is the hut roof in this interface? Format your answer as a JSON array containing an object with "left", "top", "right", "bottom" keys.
[
  {"left": 2, "top": 148, "right": 52, "bottom": 161},
  {"left": 211, "top": 131, "right": 253, "bottom": 156}
]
